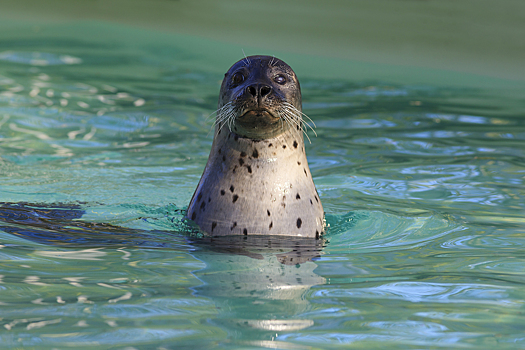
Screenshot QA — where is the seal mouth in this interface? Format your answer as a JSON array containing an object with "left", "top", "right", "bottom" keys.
[{"left": 239, "top": 109, "right": 280, "bottom": 122}]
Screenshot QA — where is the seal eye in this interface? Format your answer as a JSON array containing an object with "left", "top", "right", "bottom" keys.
[
  {"left": 232, "top": 72, "right": 245, "bottom": 86},
  {"left": 274, "top": 74, "right": 287, "bottom": 85}
]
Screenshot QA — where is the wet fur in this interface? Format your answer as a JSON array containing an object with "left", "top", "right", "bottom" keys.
[{"left": 187, "top": 56, "right": 324, "bottom": 237}]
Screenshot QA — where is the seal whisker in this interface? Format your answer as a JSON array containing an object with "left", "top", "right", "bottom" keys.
[
  {"left": 278, "top": 108, "right": 312, "bottom": 143},
  {"left": 211, "top": 102, "right": 236, "bottom": 136},
  {"left": 282, "top": 102, "right": 317, "bottom": 128},
  {"left": 209, "top": 102, "right": 233, "bottom": 123},
  {"left": 283, "top": 103, "right": 317, "bottom": 137},
  {"left": 269, "top": 55, "right": 276, "bottom": 67},
  {"left": 241, "top": 49, "right": 251, "bottom": 65},
  {"left": 211, "top": 105, "right": 231, "bottom": 126},
  {"left": 280, "top": 107, "right": 313, "bottom": 143}
]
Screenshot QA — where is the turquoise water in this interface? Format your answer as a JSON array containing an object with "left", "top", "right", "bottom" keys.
[{"left": 1, "top": 19, "right": 525, "bottom": 349}]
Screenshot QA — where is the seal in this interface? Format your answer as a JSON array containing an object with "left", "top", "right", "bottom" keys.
[{"left": 186, "top": 55, "right": 324, "bottom": 238}]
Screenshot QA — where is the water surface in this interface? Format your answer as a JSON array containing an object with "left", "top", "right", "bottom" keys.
[{"left": 0, "top": 17, "right": 525, "bottom": 350}]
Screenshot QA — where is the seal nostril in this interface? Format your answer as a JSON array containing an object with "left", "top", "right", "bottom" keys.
[
  {"left": 260, "top": 85, "right": 272, "bottom": 97},
  {"left": 246, "top": 85, "right": 257, "bottom": 97}
]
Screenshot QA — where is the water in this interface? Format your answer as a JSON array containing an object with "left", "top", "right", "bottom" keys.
[{"left": 0, "top": 16, "right": 525, "bottom": 350}]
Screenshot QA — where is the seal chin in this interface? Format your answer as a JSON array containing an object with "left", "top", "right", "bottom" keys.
[{"left": 234, "top": 109, "right": 284, "bottom": 139}]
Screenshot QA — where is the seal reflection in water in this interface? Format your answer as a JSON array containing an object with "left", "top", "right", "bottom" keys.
[{"left": 187, "top": 56, "right": 324, "bottom": 237}]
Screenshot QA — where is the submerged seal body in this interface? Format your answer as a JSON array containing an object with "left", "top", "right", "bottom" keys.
[{"left": 186, "top": 55, "right": 324, "bottom": 237}]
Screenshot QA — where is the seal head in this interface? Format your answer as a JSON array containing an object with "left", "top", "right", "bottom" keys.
[
  {"left": 218, "top": 55, "right": 302, "bottom": 139},
  {"left": 186, "top": 55, "right": 324, "bottom": 238}
]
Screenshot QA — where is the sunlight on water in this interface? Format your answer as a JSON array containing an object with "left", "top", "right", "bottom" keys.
[{"left": 0, "top": 16, "right": 524, "bottom": 350}]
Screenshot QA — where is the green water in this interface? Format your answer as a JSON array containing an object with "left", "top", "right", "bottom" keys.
[{"left": 0, "top": 17, "right": 525, "bottom": 350}]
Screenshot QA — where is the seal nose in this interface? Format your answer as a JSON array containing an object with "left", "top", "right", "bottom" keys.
[{"left": 246, "top": 84, "right": 272, "bottom": 98}]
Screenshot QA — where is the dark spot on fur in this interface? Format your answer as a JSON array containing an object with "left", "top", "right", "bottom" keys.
[
  {"left": 281, "top": 203, "right": 286, "bottom": 208},
  {"left": 200, "top": 202, "right": 205, "bottom": 210},
  {"left": 246, "top": 165, "right": 252, "bottom": 173},
  {"left": 296, "top": 193, "right": 301, "bottom": 199},
  {"left": 220, "top": 190, "right": 225, "bottom": 195},
  {"left": 232, "top": 165, "right": 237, "bottom": 173},
  {"left": 240, "top": 151, "right": 246, "bottom": 157},
  {"left": 239, "top": 158, "right": 244, "bottom": 166},
  {"left": 282, "top": 145, "right": 286, "bottom": 149},
  {"left": 310, "top": 199, "right": 313, "bottom": 205},
  {"left": 252, "top": 149, "right": 259, "bottom": 158},
  {"left": 297, "top": 218, "right": 302, "bottom": 228},
  {"left": 267, "top": 210, "right": 271, "bottom": 216},
  {"left": 197, "top": 193, "right": 202, "bottom": 202},
  {"left": 293, "top": 140, "right": 298, "bottom": 148},
  {"left": 211, "top": 222, "right": 217, "bottom": 231},
  {"left": 243, "top": 228, "right": 248, "bottom": 235},
  {"left": 232, "top": 194, "right": 239, "bottom": 203},
  {"left": 283, "top": 195, "right": 286, "bottom": 200},
  {"left": 297, "top": 125, "right": 300, "bottom": 130},
  {"left": 231, "top": 222, "right": 237, "bottom": 230},
  {"left": 315, "top": 230, "right": 320, "bottom": 239},
  {"left": 222, "top": 155, "right": 226, "bottom": 162},
  {"left": 268, "top": 143, "right": 273, "bottom": 147},
  {"left": 304, "top": 168, "right": 308, "bottom": 177},
  {"left": 230, "top": 185, "right": 234, "bottom": 193},
  {"left": 208, "top": 197, "right": 211, "bottom": 203},
  {"left": 269, "top": 222, "right": 273, "bottom": 230},
  {"left": 191, "top": 212, "right": 196, "bottom": 220},
  {"left": 315, "top": 195, "right": 319, "bottom": 203},
  {"left": 297, "top": 161, "right": 301, "bottom": 166}
]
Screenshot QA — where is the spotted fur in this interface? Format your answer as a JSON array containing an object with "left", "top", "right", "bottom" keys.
[{"left": 186, "top": 55, "right": 324, "bottom": 237}]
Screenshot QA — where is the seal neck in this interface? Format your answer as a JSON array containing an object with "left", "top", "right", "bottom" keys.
[{"left": 212, "top": 130, "right": 306, "bottom": 162}]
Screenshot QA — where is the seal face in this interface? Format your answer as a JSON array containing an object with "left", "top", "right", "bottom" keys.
[{"left": 186, "top": 55, "right": 324, "bottom": 238}]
